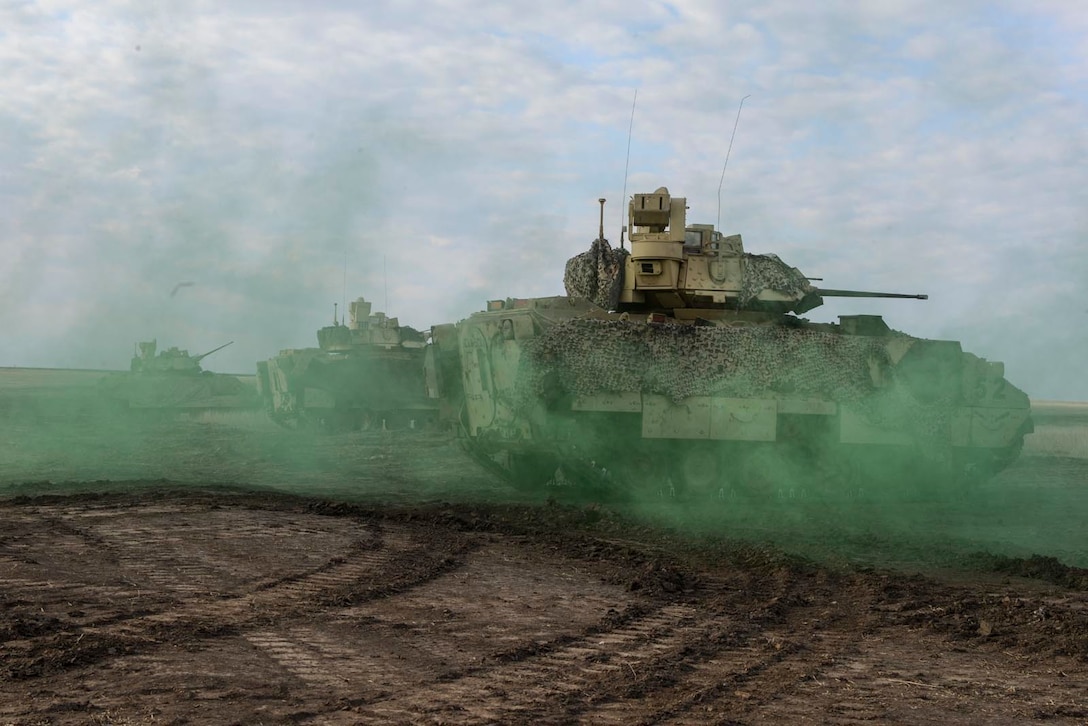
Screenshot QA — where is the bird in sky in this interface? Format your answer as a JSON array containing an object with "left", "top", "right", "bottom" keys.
[{"left": 170, "top": 281, "right": 195, "bottom": 298}]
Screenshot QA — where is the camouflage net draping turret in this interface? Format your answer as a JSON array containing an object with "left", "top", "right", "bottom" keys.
[
  {"left": 563, "top": 237, "right": 629, "bottom": 311},
  {"left": 740, "top": 254, "right": 815, "bottom": 305},
  {"left": 562, "top": 237, "right": 814, "bottom": 311}
]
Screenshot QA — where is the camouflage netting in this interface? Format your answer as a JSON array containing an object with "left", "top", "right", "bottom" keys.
[
  {"left": 515, "top": 318, "right": 953, "bottom": 450},
  {"left": 563, "top": 237, "right": 629, "bottom": 310},
  {"left": 740, "top": 254, "right": 815, "bottom": 305},
  {"left": 517, "top": 319, "right": 886, "bottom": 405},
  {"left": 562, "top": 238, "right": 814, "bottom": 310}
]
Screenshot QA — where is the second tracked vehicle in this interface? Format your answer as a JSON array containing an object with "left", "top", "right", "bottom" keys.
[
  {"left": 99, "top": 340, "right": 257, "bottom": 411},
  {"left": 429, "top": 188, "right": 1032, "bottom": 499},
  {"left": 257, "top": 297, "right": 438, "bottom": 431}
]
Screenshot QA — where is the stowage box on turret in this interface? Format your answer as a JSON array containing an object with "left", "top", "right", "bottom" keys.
[{"left": 429, "top": 187, "right": 1032, "bottom": 498}]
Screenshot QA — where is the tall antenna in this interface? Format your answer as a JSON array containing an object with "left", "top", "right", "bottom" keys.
[
  {"left": 620, "top": 88, "right": 637, "bottom": 249},
  {"left": 383, "top": 255, "right": 388, "bottom": 312},
  {"left": 341, "top": 244, "right": 348, "bottom": 325},
  {"left": 717, "top": 94, "right": 750, "bottom": 230}
]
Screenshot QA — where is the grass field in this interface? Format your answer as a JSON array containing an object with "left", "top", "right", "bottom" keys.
[
  {"left": 0, "top": 366, "right": 114, "bottom": 389},
  {"left": 1023, "top": 399, "right": 1088, "bottom": 458}
]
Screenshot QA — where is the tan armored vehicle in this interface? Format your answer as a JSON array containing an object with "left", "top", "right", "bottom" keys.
[
  {"left": 99, "top": 340, "right": 257, "bottom": 410},
  {"left": 257, "top": 296, "right": 438, "bottom": 431},
  {"left": 429, "top": 187, "right": 1032, "bottom": 498}
]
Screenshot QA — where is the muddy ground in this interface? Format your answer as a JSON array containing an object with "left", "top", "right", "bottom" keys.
[{"left": 1, "top": 370, "right": 1087, "bottom": 724}]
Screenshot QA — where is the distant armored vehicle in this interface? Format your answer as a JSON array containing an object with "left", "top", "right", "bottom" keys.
[
  {"left": 100, "top": 340, "right": 257, "bottom": 410},
  {"left": 429, "top": 188, "right": 1032, "bottom": 498},
  {"left": 257, "top": 297, "right": 438, "bottom": 431}
]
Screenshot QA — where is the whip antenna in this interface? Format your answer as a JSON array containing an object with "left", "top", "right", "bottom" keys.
[
  {"left": 620, "top": 88, "right": 637, "bottom": 249},
  {"left": 717, "top": 94, "right": 750, "bottom": 230}
]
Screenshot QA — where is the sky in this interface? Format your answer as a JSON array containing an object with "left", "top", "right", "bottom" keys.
[{"left": 1, "top": 0, "right": 1086, "bottom": 399}]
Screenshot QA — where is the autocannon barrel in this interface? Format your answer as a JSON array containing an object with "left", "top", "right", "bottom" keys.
[
  {"left": 815, "top": 288, "right": 928, "bottom": 300},
  {"left": 194, "top": 341, "right": 234, "bottom": 361}
]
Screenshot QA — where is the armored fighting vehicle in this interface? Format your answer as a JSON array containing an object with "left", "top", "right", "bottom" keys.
[
  {"left": 99, "top": 340, "right": 257, "bottom": 410},
  {"left": 257, "top": 297, "right": 438, "bottom": 431},
  {"left": 429, "top": 187, "right": 1032, "bottom": 498}
]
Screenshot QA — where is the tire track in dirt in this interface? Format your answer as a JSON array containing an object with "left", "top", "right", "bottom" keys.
[
  {"left": 1, "top": 502, "right": 473, "bottom": 680},
  {"left": 102, "top": 518, "right": 308, "bottom": 597},
  {"left": 61, "top": 505, "right": 366, "bottom": 597},
  {"left": 0, "top": 508, "right": 171, "bottom": 634},
  {"left": 3, "top": 504, "right": 384, "bottom": 628},
  {"left": 343, "top": 603, "right": 699, "bottom": 724},
  {"left": 245, "top": 628, "right": 368, "bottom": 690},
  {"left": 106, "top": 526, "right": 458, "bottom": 634},
  {"left": 611, "top": 567, "right": 1080, "bottom": 726},
  {"left": 616, "top": 629, "right": 865, "bottom": 725},
  {"left": 303, "top": 543, "right": 847, "bottom": 725},
  {"left": 564, "top": 571, "right": 874, "bottom": 725}
]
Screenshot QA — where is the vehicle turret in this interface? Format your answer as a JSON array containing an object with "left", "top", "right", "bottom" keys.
[
  {"left": 130, "top": 340, "right": 233, "bottom": 375},
  {"left": 316, "top": 297, "right": 426, "bottom": 352},
  {"left": 602, "top": 186, "right": 927, "bottom": 319}
]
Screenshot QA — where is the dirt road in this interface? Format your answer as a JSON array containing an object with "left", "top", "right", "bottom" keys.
[{"left": 1, "top": 370, "right": 1086, "bottom": 723}]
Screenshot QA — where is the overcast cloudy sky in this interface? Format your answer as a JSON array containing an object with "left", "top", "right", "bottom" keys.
[{"left": 1, "top": 0, "right": 1085, "bottom": 399}]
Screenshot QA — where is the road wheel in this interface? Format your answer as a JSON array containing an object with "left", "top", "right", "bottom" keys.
[
  {"left": 673, "top": 443, "right": 725, "bottom": 500},
  {"left": 735, "top": 446, "right": 792, "bottom": 504},
  {"left": 358, "top": 409, "right": 378, "bottom": 431},
  {"left": 801, "top": 448, "right": 865, "bottom": 502}
]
